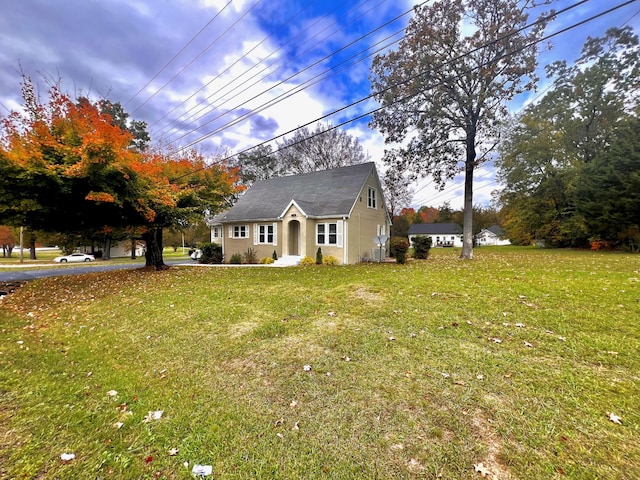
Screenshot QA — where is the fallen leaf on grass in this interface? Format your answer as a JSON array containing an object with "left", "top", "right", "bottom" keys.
[
  {"left": 607, "top": 351, "right": 619, "bottom": 356},
  {"left": 289, "top": 400, "right": 298, "bottom": 408},
  {"left": 454, "top": 380, "right": 466, "bottom": 386},
  {"left": 303, "top": 364, "right": 312, "bottom": 371},
  {"left": 491, "top": 337, "right": 502, "bottom": 344},
  {"left": 292, "top": 421, "right": 300, "bottom": 430},
  {"left": 191, "top": 464, "right": 212, "bottom": 476},
  {"left": 515, "top": 323, "right": 525, "bottom": 328},
  {"left": 327, "top": 311, "right": 336, "bottom": 317},
  {"left": 473, "top": 462, "right": 493, "bottom": 478},
  {"left": 106, "top": 390, "right": 118, "bottom": 397},
  {"left": 145, "top": 455, "right": 153, "bottom": 463},
  {"left": 60, "top": 453, "right": 75, "bottom": 462},
  {"left": 342, "top": 355, "right": 351, "bottom": 362},
  {"left": 168, "top": 448, "right": 179, "bottom": 456},
  {"left": 274, "top": 417, "right": 285, "bottom": 427},
  {"left": 524, "top": 341, "right": 533, "bottom": 348},
  {"left": 607, "top": 412, "right": 622, "bottom": 424},
  {"left": 143, "top": 410, "right": 163, "bottom": 423},
  {"left": 114, "top": 422, "right": 124, "bottom": 429}
]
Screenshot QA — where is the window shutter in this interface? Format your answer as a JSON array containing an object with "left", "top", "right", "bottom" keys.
[
  {"left": 273, "top": 223, "right": 277, "bottom": 246},
  {"left": 253, "top": 225, "right": 258, "bottom": 245},
  {"left": 229, "top": 226, "right": 233, "bottom": 238},
  {"left": 337, "top": 220, "right": 343, "bottom": 248}
]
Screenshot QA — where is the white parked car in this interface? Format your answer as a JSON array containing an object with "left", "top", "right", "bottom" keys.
[
  {"left": 190, "top": 249, "right": 202, "bottom": 260},
  {"left": 54, "top": 253, "right": 96, "bottom": 263}
]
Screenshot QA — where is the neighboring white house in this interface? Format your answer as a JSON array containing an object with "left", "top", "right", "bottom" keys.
[
  {"left": 78, "top": 240, "right": 145, "bottom": 258},
  {"left": 476, "top": 225, "right": 511, "bottom": 246},
  {"left": 408, "top": 223, "right": 463, "bottom": 248}
]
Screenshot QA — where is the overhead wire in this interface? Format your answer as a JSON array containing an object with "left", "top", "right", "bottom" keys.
[
  {"left": 146, "top": 0, "right": 322, "bottom": 131},
  {"left": 154, "top": 0, "right": 406, "bottom": 142},
  {"left": 124, "top": 0, "right": 233, "bottom": 108},
  {"left": 129, "top": 0, "right": 267, "bottom": 116}
]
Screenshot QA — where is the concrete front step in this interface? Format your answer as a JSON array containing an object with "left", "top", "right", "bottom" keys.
[{"left": 273, "top": 255, "right": 303, "bottom": 266}]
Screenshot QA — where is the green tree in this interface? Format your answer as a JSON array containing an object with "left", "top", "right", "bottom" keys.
[
  {"left": 98, "top": 99, "right": 151, "bottom": 151},
  {"left": 370, "top": 0, "right": 549, "bottom": 259},
  {"left": 576, "top": 114, "right": 640, "bottom": 250},
  {"left": 232, "top": 144, "right": 282, "bottom": 186},
  {"left": 497, "top": 28, "right": 640, "bottom": 247}
]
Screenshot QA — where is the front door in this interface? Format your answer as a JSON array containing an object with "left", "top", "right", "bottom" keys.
[{"left": 288, "top": 220, "right": 300, "bottom": 255}]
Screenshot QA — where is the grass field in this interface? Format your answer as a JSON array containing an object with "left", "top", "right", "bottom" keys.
[{"left": 1, "top": 247, "right": 638, "bottom": 479}]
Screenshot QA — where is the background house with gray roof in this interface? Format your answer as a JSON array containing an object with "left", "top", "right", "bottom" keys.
[
  {"left": 408, "top": 223, "right": 463, "bottom": 248},
  {"left": 476, "top": 225, "right": 511, "bottom": 246},
  {"left": 210, "top": 162, "right": 391, "bottom": 264}
]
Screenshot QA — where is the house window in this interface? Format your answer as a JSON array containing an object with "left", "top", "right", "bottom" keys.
[
  {"left": 231, "top": 225, "right": 249, "bottom": 238},
  {"left": 212, "top": 226, "right": 222, "bottom": 239},
  {"left": 316, "top": 221, "right": 343, "bottom": 247},
  {"left": 367, "top": 186, "right": 377, "bottom": 209},
  {"left": 257, "top": 224, "right": 274, "bottom": 244}
]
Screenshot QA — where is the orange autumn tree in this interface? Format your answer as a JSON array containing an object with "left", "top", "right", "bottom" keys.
[
  {"left": 131, "top": 146, "right": 242, "bottom": 269},
  {"left": 0, "top": 76, "right": 241, "bottom": 269}
]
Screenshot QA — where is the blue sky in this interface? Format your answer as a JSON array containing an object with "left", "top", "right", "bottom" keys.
[{"left": 1, "top": 0, "right": 639, "bottom": 209}]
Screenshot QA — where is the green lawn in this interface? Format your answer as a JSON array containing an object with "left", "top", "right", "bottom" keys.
[{"left": 1, "top": 247, "right": 638, "bottom": 479}]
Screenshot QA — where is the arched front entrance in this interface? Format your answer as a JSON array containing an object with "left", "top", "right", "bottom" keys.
[{"left": 288, "top": 220, "right": 300, "bottom": 256}]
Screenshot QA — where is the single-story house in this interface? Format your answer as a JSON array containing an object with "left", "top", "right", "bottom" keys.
[
  {"left": 476, "top": 225, "right": 511, "bottom": 246},
  {"left": 209, "top": 162, "right": 391, "bottom": 264},
  {"left": 408, "top": 223, "right": 463, "bottom": 248}
]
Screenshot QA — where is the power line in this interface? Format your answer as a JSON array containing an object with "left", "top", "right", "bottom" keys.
[
  {"left": 154, "top": 0, "right": 408, "bottom": 143},
  {"left": 146, "top": 0, "right": 323, "bottom": 131},
  {"left": 124, "top": 0, "right": 233, "bottom": 108},
  {"left": 130, "top": 0, "right": 267, "bottom": 116}
]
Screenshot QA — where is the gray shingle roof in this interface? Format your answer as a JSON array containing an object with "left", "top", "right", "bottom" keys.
[
  {"left": 216, "top": 162, "right": 376, "bottom": 222},
  {"left": 408, "top": 223, "right": 462, "bottom": 235}
]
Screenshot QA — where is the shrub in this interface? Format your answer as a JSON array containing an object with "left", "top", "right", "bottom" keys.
[
  {"left": 316, "top": 247, "right": 323, "bottom": 265},
  {"left": 299, "top": 255, "right": 316, "bottom": 266},
  {"left": 323, "top": 255, "right": 338, "bottom": 265},
  {"left": 260, "top": 257, "right": 274, "bottom": 264},
  {"left": 198, "top": 242, "right": 223, "bottom": 264},
  {"left": 390, "top": 237, "right": 409, "bottom": 264},
  {"left": 243, "top": 247, "right": 257, "bottom": 264},
  {"left": 272, "top": 250, "right": 278, "bottom": 260},
  {"left": 412, "top": 235, "right": 432, "bottom": 259},
  {"left": 229, "top": 253, "right": 242, "bottom": 264}
]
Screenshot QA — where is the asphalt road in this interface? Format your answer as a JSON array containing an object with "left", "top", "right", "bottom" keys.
[{"left": 0, "top": 260, "right": 189, "bottom": 282}]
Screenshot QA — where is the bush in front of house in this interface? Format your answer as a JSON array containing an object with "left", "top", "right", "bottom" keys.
[
  {"left": 272, "top": 250, "right": 278, "bottom": 260},
  {"left": 243, "top": 247, "right": 257, "bottom": 264},
  {"left": 300, "top": 256, "right": 316, "bottom": 266},
  {"left": 412, "top": 235, "right": 432, "bottom": 259},
  {"left": 229, "top": 253, "right": 242, "bottom": 264},
  {"left": 260, "top": 257, "right": 274, "bottom": 264},
  {"left": 198, "top": 242, "right": 223, "bottom": 264},
  {"left": 323, "top": 255, "right": 338, "bottom": 265},
  {"left": 316, "top": 247, "right": 323, "bottom": 265},
  {"left": 390, "top": 237, "right": 409, "bottom": 264}
]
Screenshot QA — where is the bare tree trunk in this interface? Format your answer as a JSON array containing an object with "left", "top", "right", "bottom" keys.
[
  {"left": 460, "top": 136, "right": 475, "bottom": 260},
  {"left": 143, "top": 227, "right": 166, "bottom": 270},
  {"left": 29, "top": 238, "right": 37, "bottom": 260},
  {"left": 103, "top": 237, "right": 112, "bottom": 260}
]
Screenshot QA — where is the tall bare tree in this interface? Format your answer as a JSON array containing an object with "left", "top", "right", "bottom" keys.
[
  {"left": 370, "top": 0, "right": 550, "bottom": 258},
  {"left": 276, "top": 122, "right": 369, "bottom": 174}
]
